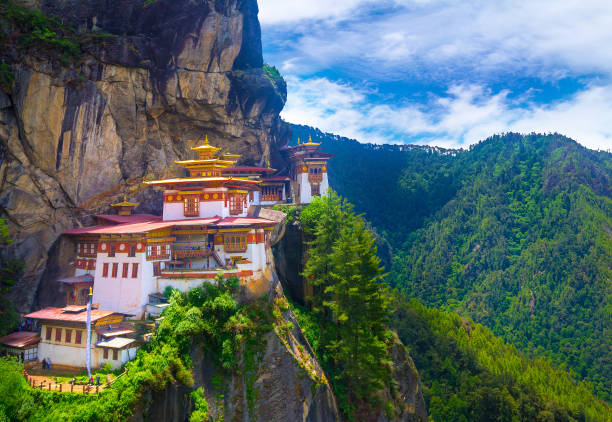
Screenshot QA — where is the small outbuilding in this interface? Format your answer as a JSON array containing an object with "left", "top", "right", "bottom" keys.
[{"left": 0, "top": 331, "right": 40, "bottom": 362}]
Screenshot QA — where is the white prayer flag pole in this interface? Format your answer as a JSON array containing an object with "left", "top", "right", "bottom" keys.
[{"left": 86, "top": 286, "right": 92, "bottom": 379}]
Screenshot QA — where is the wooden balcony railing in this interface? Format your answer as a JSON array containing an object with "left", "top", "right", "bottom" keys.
[
  {"left": 308, "top": 173, "right": 323, "bottom": 183},
  {"left": 261, "top": 193, "right": 282, "bottom": 201}
]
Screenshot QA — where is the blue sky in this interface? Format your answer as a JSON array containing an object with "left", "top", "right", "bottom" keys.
[{"left": 258, "top": 0, "right": 612, "bottom": 150}]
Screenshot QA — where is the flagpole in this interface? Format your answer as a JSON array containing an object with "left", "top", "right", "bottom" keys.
[{"left": 86, "top": 286, "right": 92, "bottom": 379}]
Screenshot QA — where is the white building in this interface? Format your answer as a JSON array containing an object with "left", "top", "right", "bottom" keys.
[
  {"left": 282, "top": 137, "right": 334, "bottom": 204},
  {"left": 25, "top": 306, "right": 138, "bottom": 370}
]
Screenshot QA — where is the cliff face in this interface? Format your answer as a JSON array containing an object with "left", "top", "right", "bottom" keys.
[
  {"left": 0, "top": 0, "right": 289, "bottom": 313},
  {"left": 132, "top": 280, "right": 341, "bottom": 422},
  {"left": 272, "top": 216, "right": 428, "bottom": 422}
]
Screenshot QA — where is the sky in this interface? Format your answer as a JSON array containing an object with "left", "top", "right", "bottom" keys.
[{"left": 258, "top": 0, "right": 612, "bottom": 151}]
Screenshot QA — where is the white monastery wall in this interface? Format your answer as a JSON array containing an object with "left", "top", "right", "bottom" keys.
[{"left": 93, "top": 252, "right": 149, "bottom": 317}]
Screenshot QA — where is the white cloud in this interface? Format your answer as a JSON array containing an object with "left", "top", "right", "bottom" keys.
[
  {"left": 263, "top": 0, "right": 612, "bottom": 80},
  {"left": 258, "top": 0, "right": 374, "bottom": 25},
  {"left": 282, "top": 76, "right": 612, "bottom": 150}
]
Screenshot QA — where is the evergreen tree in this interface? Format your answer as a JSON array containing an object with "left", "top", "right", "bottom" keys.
[{"left": 300, "top": 193, "right": 392, "bottom": 415}]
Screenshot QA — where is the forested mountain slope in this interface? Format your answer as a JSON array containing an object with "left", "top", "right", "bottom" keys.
[{"left": 290, "top": 124, "right": 612, "bottom": 402}]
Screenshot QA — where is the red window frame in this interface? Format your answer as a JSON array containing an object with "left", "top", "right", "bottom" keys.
[
  {"left": 45, "top": 327, "right": 52, "bottom": 340},
  {"left": 102, "top": 263, "right": 109, "bottom": 277},
  {"left": 122, "top": 263, "right": 129, "bottom": 278},
  {"left": 112, "top": 349, "right": 118, "bottom": 360},
  {"left": 103, "top": 348, "right": 108, "bottom": 359},
  {"left": 229, "top": 194, "right": 244, "bottom": 215},
  {"left": 132, "top": 263, "right": 139, "bottom": 278},
  {"left": 55, "top": 328, "right": 62, "bottom": 342},
  {"left": 75, "top": 330, "right": 82, "bottom": 344},
  {"left": 153, "top": 262, "right": 161, "bottom": 276},
  {"left": 112, "top": 263, "right": 118, "bottom": 278},
  {"left": 65, "top": 329, "right": 72, "bottom": 343},
  {"left": 184, "top": 196, "right": 200, "bottom": 217}
]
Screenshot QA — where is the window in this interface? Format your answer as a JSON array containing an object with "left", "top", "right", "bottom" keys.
[
  {"left": 108, "top": 242, "right": 116, "bottom": 257},
  {"left": 311, "top": 184, "right": 320, "bottom": 196},
  {"left": 308, "top": 166, "right": 323, "bottom": 183},
  {"left": 184, "top": 196, "right": 200, "bottom": 217},
  {"left": 147, "top": 244, "right": 171, "bottom": 260},
  {"left": 229, "top": 194, "right": 244, "bottom": 215},
  {"left": 128, "top": 245, "right": 136, "bottom": 257},
  {"left": 112, "top": 349, "right": 118, "bottom": 360},
  {"left": 65, "top": 329, "right": 72, "bottom": 343},
  {"left": 122, "top": 263, "right": 129, "bottom": 278},
  {"left": 55, "top": 328, "right": 62, "bottom": 342},
  {"left": 224, "top": 234, "right": 247, "bottom": 252},
  {"left": 75, "top": 330, "right": 82, "bottom": 344},
  {"left": 103, "top": 348, "right": 108, "bottom": 359},
  {"left": 112, "top": 263, "right": 118, "bottom": 278},
  {"left": 45, "top": 327, "right": 52, "bottom": 340},
  {"left": 153, "top": 262, "right": 161, "bottom": 276},
  {"left": 102, "top": 263, "right": 109, "bottom": 277},
  {"left": 132, "top": 263, "right": 139, "bottom": 278}
]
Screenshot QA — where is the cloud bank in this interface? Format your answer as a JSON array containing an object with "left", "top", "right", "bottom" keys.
[{"left": 260, "top": 0, "right": 612, "bottom": 150}]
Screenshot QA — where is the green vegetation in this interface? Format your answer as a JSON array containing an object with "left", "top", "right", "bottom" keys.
[
  {"left": 297, "top": 193, "right": 394, "bottom": 419},
  {"left": 0, "top": 0, "right": 118, "bottom": 68},
  {"left": 0, "top": 0, "right": 80, "bottom": 64},
  {"left": 293, "top": 125, "right": 612, "bottom": 404},
  {"left": 262, "top": 63, "right": 287, "bottom": 102},
  {"left": 272, "top": 203, "right": 298, "bottom": 223},
  {"left": 0, "top": 61, "right": 14, "bottom": 92},
  {"left": 0, "top": 274, "right": 273, "bottom": 421},
  {"left": 0, "top": 218, "right": 21, "bottom": 335},
  {"left": 391, "top": 294, "right": 611, "bottom": 421}
]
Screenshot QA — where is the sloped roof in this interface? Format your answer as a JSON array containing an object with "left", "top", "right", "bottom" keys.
[
  {"left": 96, "top": 337, "right": 136, "bottom": 349},
  {"left": 25, "top": 307, "right": 118, "bottom": 323},
  {"left": 0, "top": 331, "right": 40, "bottom": 348},
  {"left": 58, "top": 274, "right": 94, "bottom": 285}
]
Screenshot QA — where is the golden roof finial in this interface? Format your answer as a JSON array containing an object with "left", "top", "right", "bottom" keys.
[
  {"left": 204, "top": 135, "right": 209, "bottom": 145},
  {"left": 308, "top": 135, "right": 313, "bottom": 143},
  {"left": 297, "top": 137, "right": 301, "bottom": 145},
  {"left": 123, "top": 194, "right": 127, "bottom": 202}
]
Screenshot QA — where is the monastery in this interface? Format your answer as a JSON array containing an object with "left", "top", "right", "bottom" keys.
[{"left": 1, "top": 136, "right": 332, "bottom": 370}]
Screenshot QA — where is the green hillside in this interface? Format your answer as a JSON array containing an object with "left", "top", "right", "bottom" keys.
[
  {"left": 290, "top": 125, "right": 612, "bottom": 402},
  {"left": 391, "top": 294, "right": 611, "bottom": 421}
]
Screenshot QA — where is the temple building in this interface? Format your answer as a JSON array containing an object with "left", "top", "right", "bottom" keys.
[
  {"left": 283, "top": 136, "right": 333, "bottom": 204},
  {"left": 24, "top": 306, "right": 138, "bottom": 369},
  {"left": 62, "top": 137, "right": 281, "bottom": 317},
  {"left": 3, "top": 135, "right": 334, "bottom": 371}
]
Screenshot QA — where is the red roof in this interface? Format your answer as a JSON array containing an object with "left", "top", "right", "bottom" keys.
[
  {"left": 95, "top": 214, "right": 161, "bottom": 224},
  {"left": 25, "top": 307, "right": 118, "bottom": 323},
  {"left": 0, "top": 331, "right": 40, "bottom": 348},
  {"left": 64, "top": 216, "right": 276, "bottom": 235},
  {"left": 223, "top": 166, "right": 275, "bottom": 173},
  {"left": 262, "top": 176, "right": 291, "bottom": 182},
  {"left": 215, "top": 217, "right": 276, "bottom": 227},
  {"left": 58, "top": 274, "right": 94, "bottom": 285}
]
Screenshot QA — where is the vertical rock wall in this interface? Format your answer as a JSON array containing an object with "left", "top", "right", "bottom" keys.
[{"left": 0, "top": 0, "right": 289, "bottom": 313}]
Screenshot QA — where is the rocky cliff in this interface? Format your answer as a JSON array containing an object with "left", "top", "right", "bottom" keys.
[
  {"left": 272, "top": 214, "right": 428, "bottom": 422},
  {"left": 0, "top": 0, "right": 289, "bottom": 313},
  {"left": 131, "top": 279, "right": 342, "bottom": 422}
]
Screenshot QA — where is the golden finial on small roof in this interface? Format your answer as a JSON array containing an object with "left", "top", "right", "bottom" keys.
[{"left": 111, "top": 194, "right": 140, "bottom": 207}]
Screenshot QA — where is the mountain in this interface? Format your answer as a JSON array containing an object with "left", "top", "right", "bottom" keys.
[
  {"left": 290, "top": 124, "right": 612, "bottom": 403},
  {"left": 0, "top": 0, "right": 289, "bottom": 315}
]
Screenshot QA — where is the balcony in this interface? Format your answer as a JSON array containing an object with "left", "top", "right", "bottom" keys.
[
  {"left": 261, "top": 193, "right": 282, "bottom": 201},
  {"left": 308, "top": 173, "right": 323, "bottom": 183},
  {"left": 173, "top": 242, "right": 214, "bottom": 259}
]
